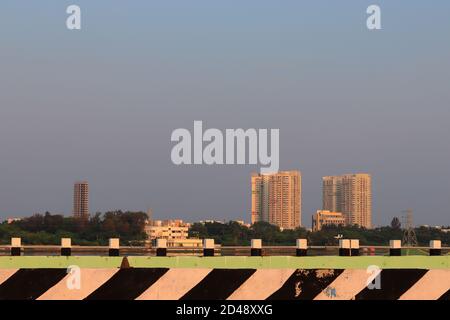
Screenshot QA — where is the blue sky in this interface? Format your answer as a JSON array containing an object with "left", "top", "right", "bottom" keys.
[{"left": 0, "top": 1, "right": 449, "bottom": 226}]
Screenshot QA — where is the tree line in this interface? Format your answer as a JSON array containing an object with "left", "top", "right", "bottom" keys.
[
  {"left": 0, "top": 211, "right": 148, "bottom": 245},
  {"left": 1, "top": 212, "right": 448, "bottom": 246},
  {"left": 189, "top": 221, "right": 450, "bottom": 246}
]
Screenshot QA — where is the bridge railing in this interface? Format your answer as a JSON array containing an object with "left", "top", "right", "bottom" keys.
[{"left": 0, "top": 237, "right": 447, "bottom": 257}]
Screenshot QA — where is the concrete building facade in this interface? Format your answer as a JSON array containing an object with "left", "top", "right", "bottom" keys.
[
  {"left": 322, "top": 173, "right": 372, "bottom": 228},
  {"left": 251, "top": 171, "right": 301, "bottom": 229},
  {"left": 73, "top": 181, "right": 89, "bottom": 219},
  {"left": 145, "top": 220, "right": 190, "bottom": 241},
  {"left": 312, "top": 210, "right": 346, "bottom": 231}
]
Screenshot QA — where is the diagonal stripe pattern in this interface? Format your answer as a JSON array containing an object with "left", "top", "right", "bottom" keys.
[
  {"left": 267, "top": 269, "right": 344, "bottom": 300},
  {"left": 85, "top": 268, "right": 169, "bottom": 300},
  {"left": 314, "top": 269, "right": 380, "bottom": 300},
  {"left": 38, "top": 268, "right": 120, "bottom": 300},
  {"left": 355, "top": 269, "right": 428, "bottom": 300},
  {"left": 137, "top": 268, "right": 213, "bottom": 300},
  {"left": 227, "top": 269, "right": 296, "bottom": 300},
  {"left": 181, "top": 269, "right": 256, "bottom": 300},
  {"left": 0, "top": 269, "right": 18, "bottom": 286},
  {"left": 0, "top": 269, "right": 68, "bottom": 300},
  {"left": 399, "top": 269, "right": 450, "bottom": 300},
  {"left": 0, "top": 268, "right": 448, "bottom": 300}
]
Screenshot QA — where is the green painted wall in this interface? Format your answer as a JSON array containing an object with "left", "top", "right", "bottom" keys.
[
  {"left": 0, "top": 256, "right": 123, "bottom": 269},
  {"left": 1, "top": 256, "right": 448, "bottom": 269}
]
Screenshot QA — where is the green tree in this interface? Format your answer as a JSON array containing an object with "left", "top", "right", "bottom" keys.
[{"left": 391, "top": 217, "right": 401, "bottom": 230}]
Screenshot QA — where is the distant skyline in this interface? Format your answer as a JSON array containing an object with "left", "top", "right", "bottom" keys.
[{"left": 1, "top": 1, "right": 450, "bottom": 226}]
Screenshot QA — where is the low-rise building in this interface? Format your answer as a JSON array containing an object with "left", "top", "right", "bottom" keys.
[
  {"left": 145, "top": 219, "right": 190, "bottom": 241},
  {"left": 312, "top": 210, "right": 345, "bottom": 231},
  {"left": 167, "top": 238, "right": 203, "bottom": 247},
  {"left": 145, "top": 219, "right": 204, "bottom": 248}
]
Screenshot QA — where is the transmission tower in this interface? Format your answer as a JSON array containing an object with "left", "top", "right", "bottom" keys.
[{"left": 402, "top": 209, "right": 418, "bottom": 247}]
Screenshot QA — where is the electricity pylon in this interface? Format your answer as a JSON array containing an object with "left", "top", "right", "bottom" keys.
[{"left": 402, "top": 209, "right": 418, "bottom": 247}]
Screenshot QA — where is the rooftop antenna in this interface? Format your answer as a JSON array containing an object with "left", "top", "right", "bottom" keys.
[{"left": 402, "top": 209, "right": 418, "bottom": 247}]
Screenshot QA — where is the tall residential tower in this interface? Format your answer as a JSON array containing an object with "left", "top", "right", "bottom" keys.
[
  {"left": 251, "top": 171, "right": 301, "bottom": 230},
  {"left": 73, "top": 181, "right": 89, "bottom": 219},
  {"left": 322, "top": 173, "right": 372, "bottom": 228}
]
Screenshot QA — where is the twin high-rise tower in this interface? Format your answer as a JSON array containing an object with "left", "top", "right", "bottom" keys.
[
  {"left": 251, "top": 171, "right": 372, "bottom": 230},
  {"left": 322, "top": 173, "right": 372, "bottom": 228}
]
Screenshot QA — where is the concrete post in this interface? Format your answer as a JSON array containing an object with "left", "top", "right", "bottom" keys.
[
  {"left": 350, "top": 239, "right": 360, "bottom": 256},
  {"left": 251, "top": 239, "right": 262, "bottom": 256},
  {"left": 155, "top": 238, "right": 167, "bottom": 256},
  {"left": 61, "top": 238, "right": 72, "bottom": 256},
  {"left": 203, "top": 239, "right": 215, "bottom": 257},
  {"left": 109, "top": 238, "right": 120, "bottom": 256},
  {"left": 11, "top": 237, "right": 21, "bottom": 256},
  {"left": 429, "top": 240, "right": 441, "bottom": 256},
  {"left": 389, "top": 240, "right": 402, "bottom": 256},
  {"left": 339, "top": 239, "right": 351, "bottom": 256},
  {"left": 296, "top": 239, "right": 307, "bottom": 256}
]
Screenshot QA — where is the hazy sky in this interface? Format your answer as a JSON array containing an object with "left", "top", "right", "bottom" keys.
[{"left": 0, "top": 1, "right": 449, "bottom": 227}]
